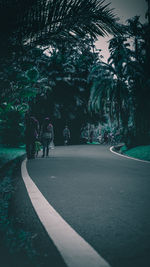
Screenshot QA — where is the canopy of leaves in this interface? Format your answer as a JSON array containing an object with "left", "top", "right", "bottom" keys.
[
  {"left": 88, "top": 4, "right": 150, "bottom": 147},
  {"left": 0, "top": 0, "right": 122, "bottom": 51}
]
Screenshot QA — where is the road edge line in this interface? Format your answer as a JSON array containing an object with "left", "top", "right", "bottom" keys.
[
  {"left": 110, "top": 146, "right": 150, "bottom": 164},
  {"left": 21, "top": 158, "right": 111, "bottom": 267}
]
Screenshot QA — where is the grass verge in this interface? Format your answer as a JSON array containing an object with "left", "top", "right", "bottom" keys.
[
  {"left": 0, "top": 147, "right": 66, "bottom": 267},
  {"left": 0, "top": 157, "right": 39, "bottom": 267},
  {"left": 0, "top": 146, "right": 26, "bottom": 169},
  {"left": 120, "top": 145, "right": 150, "bottom": 161},
  {"left": 0, "top": 147, "right": 38, "bottom": 266}
]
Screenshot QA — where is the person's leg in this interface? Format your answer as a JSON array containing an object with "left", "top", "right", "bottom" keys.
[
  {"left": 35, "top": 143, "right": 37, "bottom": 157},
  {"left": 64, "top": 137, "right": 67, "bottom": 145},
  {"left": 42, "top": 146, "right": 45, "bottom": 157},
  {"left": 31, "top": 141, "right": 35, "bottom": 158},
  {"left": 46, "top": 147, "right": 49, "bottom": 157},
  {"left": 46, "top": 139, "right": 50, "bottom": 156},
  {"left": 42, "top": 138, "right": 46, "bottom": 157}
]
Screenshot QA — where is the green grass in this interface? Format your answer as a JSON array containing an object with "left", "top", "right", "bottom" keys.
[
  {"left": 0, "top": 146, "right": 26, "bottom": 168},
  {"left": 0, "top": 155, "right": 38, "bottom": 267},
  {"left": 87, "top": 141, "right": 100, "bottom": 145},
  {"left": 121, "top": 145, "right": 150, "bottom": 161}
]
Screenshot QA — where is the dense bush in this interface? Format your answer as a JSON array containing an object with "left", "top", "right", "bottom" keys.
[{"left": 0, "top": 103, "right": 25, "bottom": 147}]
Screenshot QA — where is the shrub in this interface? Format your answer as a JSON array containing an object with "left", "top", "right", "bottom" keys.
[{"left": 0, "top": 103, "right": 26, "bottom": 147}]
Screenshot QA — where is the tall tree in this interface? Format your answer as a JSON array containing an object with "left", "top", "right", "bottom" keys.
[
  {"left": 29, "top": 41, "right": 100, "bottom": 144},
  {"left": 127, "top": 16, "right": 143, "bottom": 62},
  {"left": 126, "top": 4, "right": 150, "bottom": 146},
  {"left": 88, "top": 1, "right": 150, "bottom": 148},
  {"left": 88, "top": 36, "right": 132, "bottom": 130}
]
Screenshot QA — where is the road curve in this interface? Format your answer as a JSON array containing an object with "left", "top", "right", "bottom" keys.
[{"left": 24, "top": 145, "right": 150, "bottom": 267}]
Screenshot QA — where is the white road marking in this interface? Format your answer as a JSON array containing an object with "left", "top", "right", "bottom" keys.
[
  {"left": 21, "top": 159, "right": 111, "bottom": 267},
  {"left": 110, "top": 146, "right": 150, "bottom": 164}
]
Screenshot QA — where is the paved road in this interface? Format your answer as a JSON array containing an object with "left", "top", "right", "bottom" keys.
[{"left": 26, "top": 145, "right": 150, "bottom": 267}]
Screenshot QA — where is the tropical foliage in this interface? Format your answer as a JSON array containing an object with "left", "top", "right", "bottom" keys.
[
  {"left": 88, "top": 4, "right": 150, "bottom": 148},
  {"left": 0, "top": 102, "right": 26, "bottom": 146},
  {"left": 28, "top": 39, "right": 101, "bottom": 144},
  {"left": 88, "top": 36, "right": 132, "bottom": 130},
  {"left": 0, "top": 0, "right": 149, "bottom": 147},
  {"left": 0, "top": 0, "right": 121, "bottom": 49},
  {"left": 0, "top": 0, "right": 122, "bottom": 102}
]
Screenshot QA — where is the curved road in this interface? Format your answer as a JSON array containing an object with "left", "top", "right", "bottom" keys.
[{"left": 26, "top": 145, "right": 150, "bottom": 267}]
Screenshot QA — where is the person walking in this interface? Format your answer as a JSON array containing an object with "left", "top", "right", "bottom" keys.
[
  {"left": 89, "top": 128, "right": 94, "bottom": 143},
  {"left": 41, "top": 117, "right": 54, "bottom": 157},
  {"left": 63, "top": 125, "right": 70, "bottom": 145},
  {"left": 25, "top": 114, "right": 39, "bottom": 159}
]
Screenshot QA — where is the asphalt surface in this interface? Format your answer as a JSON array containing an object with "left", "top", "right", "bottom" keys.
[{"left": 26, "top": 144, "right": 150, "bottom": 267}]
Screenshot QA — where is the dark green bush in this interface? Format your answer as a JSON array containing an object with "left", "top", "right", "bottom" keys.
[{"left": 0, "top": 103, "right": 26, "bottom": 147}]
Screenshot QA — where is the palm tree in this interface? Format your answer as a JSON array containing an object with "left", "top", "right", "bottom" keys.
[
  {"left": 88, "top": 63, "right": 114, "bottom": 115},
  {"left": 146, "top": 0, "right": 150, "bottom": 24},
  {"left": 88, "top": 1, "right": 150, "bottom": 147},
  {"left": 0, "top": 0, "right": 123, "bottom": 104},
  {"left": 145, "top": 0, "right": 150, "bottom": 77},
  {"left": 89, "top": 36, "right": 132, "bottom": 130},
  {"left": 126, "top": 4, "right": 150, "bottom": 145},
  {"left": 127, "top": 16, "right": 142, "bottom": 61},
  {"left": 0, "top": 0, "right": 122, "bottom": 55},
  {"left": 108, "top": 36, "right": 132, "bottom": 127}
]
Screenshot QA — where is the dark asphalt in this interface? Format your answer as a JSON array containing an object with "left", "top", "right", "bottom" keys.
[
  {"left": 27, "top": 144, "right": 150, "bottom": 267},
  {"left": 8, "top": 156, "right": 67, "bottom": 267}
]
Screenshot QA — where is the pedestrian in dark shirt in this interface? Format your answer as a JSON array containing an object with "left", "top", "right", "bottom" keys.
[
  {"left": 89, "top": 129, "right": 94, "bottom": 143},
  {"left": 41, "top": 117, "right": 54, "bottom": 157},
  {"left": 25, "top": 114, "right": 39, "bottom": 159}
]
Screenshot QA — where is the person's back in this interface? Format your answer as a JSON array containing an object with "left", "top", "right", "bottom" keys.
[
  {"left": 42, "top": 122, "right": 53, "bottom": 139},
  {"left": 25, "top": 115, "right": 39, "bottom": 159},
  {"left": 41, "top": 118, "right": 54, "bottom": 157}
]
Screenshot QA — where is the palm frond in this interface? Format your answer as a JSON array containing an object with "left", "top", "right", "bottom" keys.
[{"left": 0, "top": 0, "right": 122, "bottom": 49}]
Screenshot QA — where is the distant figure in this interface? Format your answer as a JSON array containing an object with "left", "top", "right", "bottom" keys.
[
  {"left": 97, "top": 134, "right": 102, "bottom": 144},
  {"left": 41, "top": 117, "right": 54, "bottom": 157},
  {"left": 63, "top": 125, "right": 70, "bottom": 145},
  {"left": 25, "top": 114, "right": 39, "bottom": 159},
  {"left": 89, "top": 129, "right": 94, "bottom": 143},
  {"left": 103, "top": 131, "right": 108, "bottom": 144},
  {"left": 80, "top": 125, "right": 88, "bottom": 144}
]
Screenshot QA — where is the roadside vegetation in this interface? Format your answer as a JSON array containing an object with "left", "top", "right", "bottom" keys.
[
  {"left": 0, "top": 145, "right": 36, "bottom": 266},
  {"left": 0, "top": 157, "right": 38, "bottom": 267},
  {"left": 0, "top": 146, "right": 25, "bottom": 169},
  {"left": 121, "top": 145, "right": 150, "bottom": 161}
]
